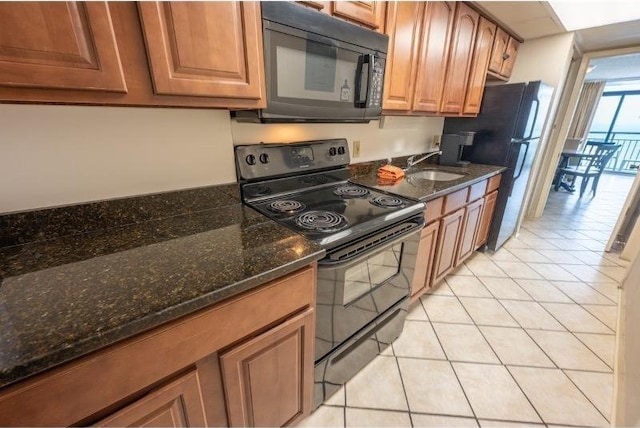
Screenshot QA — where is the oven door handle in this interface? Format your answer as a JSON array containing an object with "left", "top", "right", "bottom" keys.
[{"left": 319, "top": 218, "right": 424, "bottom": 267}]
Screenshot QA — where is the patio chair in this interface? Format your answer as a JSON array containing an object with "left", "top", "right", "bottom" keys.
[{"left": 554, "top": 144, "right": 621, "bottom": 197}]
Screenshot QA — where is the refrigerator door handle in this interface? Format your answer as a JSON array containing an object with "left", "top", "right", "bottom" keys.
[
  {"left": 525, "top": 98, "right": 540, "bottom": 139},
  {"left": 513, "top": 140, "right": 530, "bottom": 182}
]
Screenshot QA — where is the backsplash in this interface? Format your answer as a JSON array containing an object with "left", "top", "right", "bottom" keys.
[
  {"left": 231, "top": 115, "right": 443, "bottom": 163},
  {"left": 1, "top": 104, "right": 443, "bottom": 213}
]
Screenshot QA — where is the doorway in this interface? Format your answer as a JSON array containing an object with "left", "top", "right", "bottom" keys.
[{"left": 533, "top": 49, "right": 640, "bottom": 259}]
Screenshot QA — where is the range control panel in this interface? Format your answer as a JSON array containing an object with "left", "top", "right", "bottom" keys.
[{"left": 235, "top": 139, "right": 350, "bottom": 181}]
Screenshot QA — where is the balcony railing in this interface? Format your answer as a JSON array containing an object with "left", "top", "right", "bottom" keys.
[{"left": 586, "top": 131, "right": 640, "bottom": 173}]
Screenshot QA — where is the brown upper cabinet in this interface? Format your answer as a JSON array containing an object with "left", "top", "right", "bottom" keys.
[
  {"left": 412, "top": 2, "right": 456, "bottom": 113},
  {"left": 384, "top": 1, "right": 482, "bottom": 116},
  {"left": 383, "top": 1, "right": 522, "bottom": 117},
  {"left": 488, "top": 27, "right": 520, "bottom": 80},
  {"left": 382, "top": 1, "right": 424, "bottom": 111},
  {"left": 138, "top": 2, "right": 265, "bottom": 100},
  {"left": 0, "top": 2, "right": 266, "bottom": 108},
  {"left": 0, "top": 2, "right": 126, "bottom": 93},
  {"left": 462, "top": 17, "right": 496, "bottom": 115},
  {"left": 383, "top": 1, "right": 455, "bottom": 114},
  {"left": 332, "top": 1, "right": 385, "bottom": 31},
  {"left": 296, "top": 1, "right": 385, "bottom": 31},
  {"left": 439, "top": 2, "right": 479, "bottom": 114}
]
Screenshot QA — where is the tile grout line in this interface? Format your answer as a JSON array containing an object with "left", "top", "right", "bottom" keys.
[
  {"left": 559, "top": 367, "right": 613, "bottom": 423},
  {"left": 445, "top": 258, "right": 609, "bottom": 425}
]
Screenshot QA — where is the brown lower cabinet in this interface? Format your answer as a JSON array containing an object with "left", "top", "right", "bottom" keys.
[
  {"left": 476, "top": 190, "right": 499, "bottom": 248},
  {"left": 97, "top": 369, "right": 208, "bottom": 427},
  {"left": 221, "top": 308, "right": 314, "bottom": 427},
  {"left": 455, "top": 197, "right": 485, "bottom": 265},
  {"left": 410, "top": 220, "right": 440, "bottom": 301},
  {"left": 0, "top": 265, "right": 316, "bottom": 427},
  {"left": 432, "top": 208, "right": 465, "bottom": 285},
  {"left": 411, "top": 173, "right": 502, "bottom": 297}
]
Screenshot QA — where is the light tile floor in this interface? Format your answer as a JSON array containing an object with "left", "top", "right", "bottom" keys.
[{"left": 300, "top": 173, "right": 634, "bottom": 427}]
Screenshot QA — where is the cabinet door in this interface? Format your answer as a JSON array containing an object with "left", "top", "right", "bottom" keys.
[
  {"left": 0, "top": 2, "right": 126, "bottom": 92},
  {"left": 138, "top": 2, "right": 265, "bottom": 101},
  {"left": 488, "top": 27, "right": 509, "bottom": 74},
  {"left": 475, "top": 190, "right": 498, "bottom": 249},
  {"left": 432, "top": 208, "right": 464, "bottom": 285},
  {"left": 221, "top": 308, "right": 314, "bottom": 427},
  {"left": 410, "top": 221, "right": 440, "bottom": 300},
  {"left": 439, "top": 2, "right": 479, "bottom": 114},
  {"left": 97, "top": 369, "right": 207, "bottom": 427},
  {"left": 382, "top": 1, "right": 424, "bottom": 111},
  {"left": 462, "top": 17, "right": 495, "bottom": 115},
  {"left": 456, "top": 198, "right": 484, "bottom": 265},
  {"left": 500, "top": 37, "right": 520, "bottom": 78},
  {"left": 412, "top": 1, "right": 455, "bottom": 113},
  {"left": 331, "top": 1, "right": 385, "bottom": 30},
  {"left": 297, "top": 1, "right": 331, "bottom": 13}
]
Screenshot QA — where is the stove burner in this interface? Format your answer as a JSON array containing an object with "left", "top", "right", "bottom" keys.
[
  {"left": 333, "top": 185, "right": 370, "bottom": 199},
  {"left": 268, "top": 200, "right": 306, "bottom": 214},
  {"left": 370, "top": 196, "right": 405, "bottom": 208},
  {"left": 295, "top": 211, "right": 348, "bottom": 232}
]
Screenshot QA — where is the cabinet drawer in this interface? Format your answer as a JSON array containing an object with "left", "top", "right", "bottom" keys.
[
  {"left": 425, "top": 197, "right": 444, "bottom": 222},
  {"left": 443, "top": 187, "right": 469, "bottom": 214},
  {"left": 487, "top": 174, "right": 502, "bottom": 193},
  {"left": 468, "top": 180, "right": 487, "bottom": 202}
]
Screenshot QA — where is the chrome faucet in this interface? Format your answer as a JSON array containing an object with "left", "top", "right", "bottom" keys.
[{"left": 406, "top": 151, "right": 442, "bottom": 169}]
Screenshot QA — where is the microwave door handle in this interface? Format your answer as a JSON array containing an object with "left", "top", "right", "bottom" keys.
[{"left": 354, "top": 54, "right": 372, "bottom": 108}]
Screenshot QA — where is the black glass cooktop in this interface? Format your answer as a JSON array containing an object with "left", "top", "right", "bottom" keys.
[{"left": 247, "top": 181, "right": 424, "bottom": 249}]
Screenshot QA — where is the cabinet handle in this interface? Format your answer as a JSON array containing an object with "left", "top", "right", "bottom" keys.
[{"left": 502, "top": 53, "right": 510, "bottom": 61}]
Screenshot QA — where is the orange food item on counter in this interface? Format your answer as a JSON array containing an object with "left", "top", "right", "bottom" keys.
[{"left": 377, "top": 164, "right": 405, "bottom": 182}]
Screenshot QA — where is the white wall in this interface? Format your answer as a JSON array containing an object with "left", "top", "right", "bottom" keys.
[
  {"left": 0, "top": 105, "right": 237, "bottom": 213},
  {"left": 231, "top": 115, "right": 443, "bottom": 163},
  {"left": 506, "top": 32, "right": 576, "bottom": 226},
  {"left": 1, "top": 104, "right": 443, "bottom": 213},
  {"left": 509, "top": 33, "right": 575, "bottom": 87},
  {"left": 615, "top": 250, "right": 640, "bottom": 426}
]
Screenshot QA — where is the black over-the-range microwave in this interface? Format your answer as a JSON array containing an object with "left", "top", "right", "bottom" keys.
[{"left": 233, "top": 2, "right": 389, "bottom": 123}]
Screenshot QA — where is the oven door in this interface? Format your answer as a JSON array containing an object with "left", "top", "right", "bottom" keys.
[
  {"left": 262, "top": 21, "right": 384, "bottom": 122},
  {"left": 314, "top": 222, "right": 422, "bottom": 362}
]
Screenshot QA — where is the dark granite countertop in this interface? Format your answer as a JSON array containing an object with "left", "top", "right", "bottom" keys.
[
  {"left": 0, "top": 184, "right": 324, "bottom": 389},
  {"left": 349, "top": 155, "right": 506, "bottom": 202}
]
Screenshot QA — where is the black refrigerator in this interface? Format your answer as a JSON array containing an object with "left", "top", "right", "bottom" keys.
[{"left": 444, "top": 81, "right": 553, "bottom": 251}]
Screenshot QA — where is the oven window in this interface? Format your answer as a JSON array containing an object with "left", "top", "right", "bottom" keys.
[{"left": 343, "top": 243, "right": 403, "bottom": 305}]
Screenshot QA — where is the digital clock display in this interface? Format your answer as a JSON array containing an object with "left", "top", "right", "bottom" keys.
[{"left": 289, "top": 146, "right": 314, "bottom": 164}]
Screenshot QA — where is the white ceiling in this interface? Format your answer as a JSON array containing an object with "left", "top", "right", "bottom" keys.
[
  {"left": 586, "top": 53, "right": 640, "bottom": 82},
  {"left": 473, "top": 1, "right": 640, "bottom": 82},
  {"left": 473, "top": 1, "right": 640, "bottom": 51},
  {"left": 472, "top": 2, "right": 565, "bottom": 41}
]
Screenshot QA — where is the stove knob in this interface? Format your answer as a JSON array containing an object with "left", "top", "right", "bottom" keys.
[
  {"left": 245, "top": 154, "right": 256, "bottom": 165},
  {"left": 329, "top": 147, "right": 337, "bottom": 156},
  {"left": 259, "top": 153, "right": 270, "bottom": 164},
  {"left": 338, "top": 146, "right": 346, "bottom": 155}
]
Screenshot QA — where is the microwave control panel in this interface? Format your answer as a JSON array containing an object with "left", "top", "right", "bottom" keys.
[{"left": 367, "top": 57, "right": 384, "bottom": 108}]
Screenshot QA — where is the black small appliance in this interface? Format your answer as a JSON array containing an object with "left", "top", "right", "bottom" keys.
[
  {"left": 439, "top": 132, "right": 476, "bottom": 167},
  {"left": 232, "top": 2, "right": 388, "bottom": 123}
]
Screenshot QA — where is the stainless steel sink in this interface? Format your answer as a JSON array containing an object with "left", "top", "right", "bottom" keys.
[{"left": 408, "top": 170, "right": 465, "bottom": 181}]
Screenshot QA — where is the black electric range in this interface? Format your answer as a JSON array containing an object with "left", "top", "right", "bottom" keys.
[
  {"left": 236, "top": 140, "right": 425, "bottom": 251},
  {"left": 235, "top": 139, "right": 425, "bottom": 409}
]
